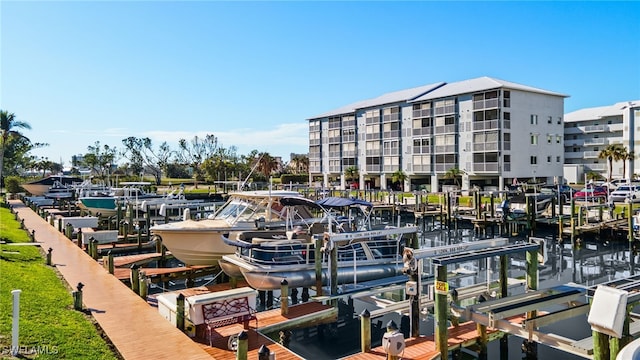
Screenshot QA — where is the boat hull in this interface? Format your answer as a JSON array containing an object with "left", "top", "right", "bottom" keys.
[
  {"left": 221, "top": 255, "right": 402, "bottom": 290},
  {"left": 78, "top": 197, "right": 118, "bottom": 217},
  {"left": 151, "top": 220, "right": 253, "bottom": 266}
]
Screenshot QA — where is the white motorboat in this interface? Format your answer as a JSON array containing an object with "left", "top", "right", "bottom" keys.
[
  {"left": 219, "top": 197, "right": 418, "bottom": 291},
  {"left": 77, "top": 181, "right": 160, "bottom": 217},
  {"left": 22, "top": 175, "right": 83, "bottom": 196},
  {"left": 149, "top": 190, "right": 318, "bottom": 266}
]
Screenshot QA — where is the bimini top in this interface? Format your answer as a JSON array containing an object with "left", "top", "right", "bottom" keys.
[{"left": 316, "top": 197, "right": 373, "bottom": 209}]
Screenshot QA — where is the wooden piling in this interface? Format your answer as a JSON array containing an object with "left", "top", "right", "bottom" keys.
[
  {"left": 130, "top": 265, "right": 140, "bottom": 294},
  {"left": 435, "top": 265, "right": 448, "bottom": 359},
  {"left": 360, "top": 309, "right": 371, "bottom": 353},
  {"left": 236, "top": 330, "right": 248, "bottom": 360},
  {"left": 176, "top": 293, "right": 185, "bottom": 331},
  {"left": 107, "top": 251, "right": 114, "bottom": 275},
  {"left": 315, "top": 236, "right": 323, "bottom": 296},
  {"left": 73, "top": 283, "right": 84, "bottom": 310},
  {"left": 280, "top": 279, "right": 289, "bottom": 315},
  {"left": 46, "top": 247, "right": 53, "bottom": 266},
  {"left": 138, "top": 271, "right": 148, "bottom": 299},
  {"left": 76, "top": 228, "right": 83, "bottom": 248}
]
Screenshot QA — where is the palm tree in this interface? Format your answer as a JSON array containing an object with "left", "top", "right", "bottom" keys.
[
  {"left": 391, "top": 170, "right": 407, "bottom": 191},
  {"left": 619, "top": 147, "right": 635, "bottom": 180},
  {"left": 1, "top": 110, "right": 31, "bottom": 187},
  {"left": 444, "top": 167, "right": 463, "bottom": 188},
  {"left": 598, "top": 143, "right": 624, "bottom": 182},
  {"left": 256, "top": 152, "right": 278, "bottom": 178},
  {"left": 345, "top": 165, "right": 359, "bottom": 185}
]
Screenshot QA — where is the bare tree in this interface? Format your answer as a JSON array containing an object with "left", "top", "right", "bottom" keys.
[
  {"left": 121, "top": 137, "right": 174, "bottom": 185},
  {"left": 176, "top": 134, "right": 219, "bottom": 188}
]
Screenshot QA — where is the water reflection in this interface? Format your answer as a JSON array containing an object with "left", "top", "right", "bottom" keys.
[{"left": 282, "top": 222, "right": 639, "bottom": 360}]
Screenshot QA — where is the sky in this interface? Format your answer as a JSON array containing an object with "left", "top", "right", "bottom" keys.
[{"left": 1, "top": 1, "right": 639, "bottom": 168}]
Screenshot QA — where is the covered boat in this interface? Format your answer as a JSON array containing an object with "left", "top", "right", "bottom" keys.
[
  {"left": 219, "top": 197, "right": 418, "bottom": 290},
  {"left": 21, "top": 175, "right": 83, "bottom": 196},
  {"left": 149, "top": 190, "right": 319, "bottom": 266}
]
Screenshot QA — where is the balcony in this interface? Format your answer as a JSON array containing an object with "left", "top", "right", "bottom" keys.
[
  {"left": 328, "top": 166, "right": 341, "bottom": 173},
  {"left": 434, "top": 105, "right": 456, "bottom": 115},
  {"left": 383, "top": 165, "right": 399, "bottom": 172},
  {"left": 412, "top": 164, "right": 432, "bottom": 172},
  {"left": 309, "top": 138, "right": 321, "bottom": 146},
  {"left": 412, "top": 127, "right": 432, "bottom": 136},
  {"left": 365, "top": 133, "right": 381, "bottom": 140},
  {"left": 472, "top": 120, "right": 500, "bottom": 131},
  {"left": 309, "top": 166, "right": 321, "bottom": 173},
  {"left": 383, "top": 149, "right": 400, "bottom": 156},
  {"left": 472, "top": 142, "right": 499, "bottom": 152},
  {"left": 328, "top": 136, "right": 341, "bottom": 144},
  {"left": 365, "top": 117, "right": 380, "bottom": 124},
  {"left": 588, "top": 164, "right": 606, "bottom": 171},
  {"left": 434, "top": 163, "right": 457, "bottom": 172},
  {"left": 472, "top": 163, "right": 499, "bottom": 173},
  {"left": 383, "top": 113, "right": 400, "bottom": 122},
  {"left": 434, "top": 124, "right": 457, "bottom": 134},
  {"left": 383, "top": 130, "right": 400, "bottom": 139},
  {"left": 472, "top": 98, "right": 499, "bottom": 110},
  {"left": 584, "top": 125, "right": 607, "bottom": 133},
  {"left": 583, "top": 138, "right": 606, "bottom": 146},
  {"left": 366, "top": 165, "right": 381, "bottom": 172},
  {"left": 434, "top": 145, "right": 456, "bottom": 153},
  {"left": 584, "top": 151, "right": 600, "bottom": 158},
  {"left": 365, "top": 149, "right": 381, "bottom": 156},
  {"left": 412, "top": 109, "right": 431, "bottom": 118}
]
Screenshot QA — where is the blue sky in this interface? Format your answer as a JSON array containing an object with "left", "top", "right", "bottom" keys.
[{"left": 2, "top": 1, "right": 639, "bottom": 167}]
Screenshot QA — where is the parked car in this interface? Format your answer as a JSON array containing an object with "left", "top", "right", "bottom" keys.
[
  {"left": 608, "top": 184, "right": 640, "bottom": 203},
  {"left": 573, "top": 186, "right": 608, "bottom": 201},
  {"left": 540, "top": 184, "right": 576, "bottom": 203}
]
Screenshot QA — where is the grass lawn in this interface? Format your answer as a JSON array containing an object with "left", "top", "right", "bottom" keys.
[{"left": 0, "top": 205, "right": 119, "bottom": 359}]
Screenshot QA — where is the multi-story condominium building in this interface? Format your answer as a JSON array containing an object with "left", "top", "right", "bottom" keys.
[
  {"left": 307, "top": 76, "right": 567, "bottom": 192},
  {"left": 564, "top": 101, "right": 640, "bottom": 181}
]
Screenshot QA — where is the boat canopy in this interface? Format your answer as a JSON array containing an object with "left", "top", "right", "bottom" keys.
[
  {"left": 280, "top": 196, "right": 323, "bottom": 209},
  {"left": 316, "top": 197, "right": 373, "bottom": 210}
]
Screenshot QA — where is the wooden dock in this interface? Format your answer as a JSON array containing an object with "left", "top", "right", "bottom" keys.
[
  {"left": 8, "top": 199, "right": 213, "bottom": 359},
  {"left": 344, "top": 320, "right": 503, "bottom": 360},
  {"left": 9, "top": 199, "right": 342, "bottom": 360}
]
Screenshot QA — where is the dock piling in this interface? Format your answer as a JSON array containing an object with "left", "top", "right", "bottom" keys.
[
  {"left": 258, "top": 345, "right": 271, "bottom": 360},
  {"left": 280, "top": 279, "right": 289, "bottom": 315},
  {"left": 73, "top": 282, "right": 84, "bottom": 311},
  {"left": 360, "top": 309, "right": 371, "bottom": 353},
  {"left": 176, "top": 293, "right": 185, "bottom": 331},
  {"left": 130, "top": 264, "right": 140, "bottom": 294},
  {"left": 236, "top": 330, "right": 248, "bottom": 360},
  {"left": 46, "top": 247, "right": 53, "bottom": 266}
]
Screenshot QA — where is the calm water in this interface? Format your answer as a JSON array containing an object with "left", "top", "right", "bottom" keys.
[{"left": 269, "top": 221, "right": 638, "bottom": 360}]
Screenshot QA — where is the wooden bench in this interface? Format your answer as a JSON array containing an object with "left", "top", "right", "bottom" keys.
[{"left": 202, "top": 296, "right": 257, "bottom": 346}]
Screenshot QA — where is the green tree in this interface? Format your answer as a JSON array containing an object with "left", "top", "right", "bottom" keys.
[
  {"left": 619, "top": 147, "right": 635, "bottom": 180},
  {"left": 444, "top": 167, "right": 463, "bottom": 187},
  {"left": 288, "top": 154, "right": 309, "bottom": 174},
  {"left": 81, "top": 141, "right": 118, "bottom": 182},
  {"left": 598, "top": 143, "right": 624, "bottom": 182},
  {"left": 345, "top": 166, "right": 359, "bottom": 183},
  {"left": 255, "top": 152, "right": 278, "bottom": 179},
  {"left": 1, "top": 110, "right": 31, "bottom": 186},
  {"left": 391, "top": 169, "right": 407, "bottom": 191}
]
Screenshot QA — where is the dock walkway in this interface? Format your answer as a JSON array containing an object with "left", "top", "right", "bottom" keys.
[{"left": 8, "top": 200, "right": 213, "bottom": 360}]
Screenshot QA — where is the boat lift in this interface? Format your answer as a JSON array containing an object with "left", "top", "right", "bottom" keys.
[{"left": 428, "top": 242, "right": 607, "bottom": 359}]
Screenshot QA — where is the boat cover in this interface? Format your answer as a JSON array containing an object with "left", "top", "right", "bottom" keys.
[{"left": 316, "top": 196, "right": 373, "bottom": 209}]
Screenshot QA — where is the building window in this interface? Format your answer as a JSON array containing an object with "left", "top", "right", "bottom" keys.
[
  {"left": 504, "top": 112, "right": 510, "bottom": 120},
  {"left": 547, "top": 156, "right": 551, "bottom": 163},
  {"left": 548, "top": 116, "right": 552, "bottom": 124},
  {"left": 531, "top": 134, "right": 538, "bottom": 145},
  {"left": 531, "top": 115, "right": 538, "bottom": 125},
  {"left": 547, "top": 135, "right": 552, "bottom": 144},
  {"left": 557, "top": 135, "right": 562, "bottom": 144},
  {"left": 531, "top": 156, "right": 537, "bottom": 165},
  {"left": 503, "top": 91, "right": 510, "bottom": 107},
  {"left": 556, "top": 156, "right": 561, "bottom": 162},
  {"left": 558, "top": 117, "right": 562, "bottom": 125}
]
